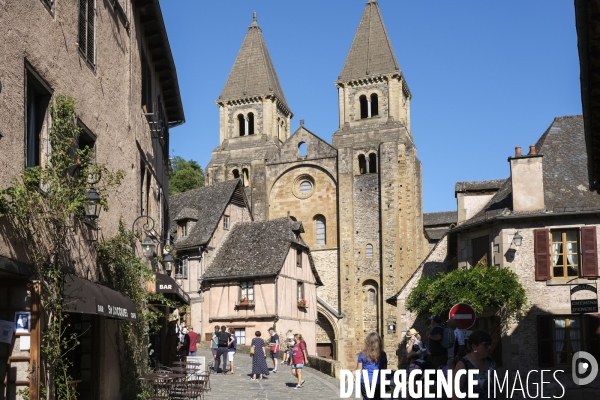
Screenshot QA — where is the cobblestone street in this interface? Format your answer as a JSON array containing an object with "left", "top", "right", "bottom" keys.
[{"left": 199, "top": 349, "right": 342, "bottom": 400}]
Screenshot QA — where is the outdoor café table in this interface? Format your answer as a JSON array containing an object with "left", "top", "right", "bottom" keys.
[{"left": 138, "top": 372, "right": 185, "bottom": 398}]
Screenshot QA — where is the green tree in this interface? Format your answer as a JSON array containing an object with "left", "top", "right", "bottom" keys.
[
  {"left": 406, "top": 263, "right": 528, "bottom": 327},
  {"left": 169, "top": 156, "right": 205, "bottom": 195}
]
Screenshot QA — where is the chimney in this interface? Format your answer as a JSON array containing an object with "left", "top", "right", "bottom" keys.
[{"left": 509, "top": 145, "right": 544, "bottom": 212}]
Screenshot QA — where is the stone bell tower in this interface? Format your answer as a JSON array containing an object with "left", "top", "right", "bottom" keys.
[
  {"left": 207, "top": 13, "right": 293, "bottom": 221},
  {"left": 333, "top": 0, "right": 428, "bottom": 368}
]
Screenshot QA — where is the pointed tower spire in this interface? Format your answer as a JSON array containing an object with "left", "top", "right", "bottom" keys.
[
  {"left": 219, "top": 13, "right": 288, "bottom": 107},
  {"left": 339, "top": 0, "right": 400, "bottom": 81}
]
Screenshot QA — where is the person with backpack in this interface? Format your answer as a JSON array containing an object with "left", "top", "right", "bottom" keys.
[
  {"left": 427, "top": 315, "right": 448, "bottom": 368},
  {"left": 407, "top": 351, "right": 451, "bottom": 400},
  {"left": 213, "top": 325, "right": 231, "bottom": 373}
]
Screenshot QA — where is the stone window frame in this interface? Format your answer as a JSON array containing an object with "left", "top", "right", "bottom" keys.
[
  {"left": 223, "top": 215, "right": 230, "bottom": 231},
  {"left": 365, "top": 244, "right": 373, "bottom": 259},
  {"left": 356, "top": 151, "right": 378, "bottom": 175},
  {"left": 236, "top": 111, "right": 256, "bottom": 137},
  {"left": 550, "top": 229, "right": 580, "bottom": 279},
  {"left": 235, "top": 328, "right": 246, "bottom": 345},
  {"left": 292, "top": 174, "right": 316, "bottom": 199},
  {"left": 355, "top": 88, "right": 384, "bottom": 120},
  {"left": 314, "top": 215, "right": 326, "bottom": 245},
  {"left": 25, "top": 61, "right": 53, "bottom": 169}
]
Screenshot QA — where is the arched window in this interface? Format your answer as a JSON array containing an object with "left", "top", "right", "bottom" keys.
[
  {"left": 368, "top": 153, "right": 377, "bottom": 173},
  {"left": 358, "top": 154, "right": 367, "bottom": 175},
  {"left": 370, "top": 94, "right": 379, "bottom": 117},
  {"left": 242, "top": 168, "right": 250, "bottom": 187},
  {"left": 368, "top": 289, "right": 376, "bottom": 306},
  {"left": 238, "top": 114, "right": 246, "bottom": 136},
  {"left": 315, "top": 215, "right": 326, "bottom": 245},
  {"left": 232, "top": 169, "right": 240, "bottom": 179},
  {"left": 366, "top": 244, "right": 373, "bottom": 259},
  {"left": 359, "top": 95, "right": 368, "bottom": 119},
  {"left": 298, "top": 142, "right": 307, "bottom": 157},
  {"left": 248, "top": 112, "right": 255, "bottom": 135}
]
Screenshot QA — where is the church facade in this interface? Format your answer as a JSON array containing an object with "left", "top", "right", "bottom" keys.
[{"left": 205, "top": 1, "right": 428, "bottom": 368}]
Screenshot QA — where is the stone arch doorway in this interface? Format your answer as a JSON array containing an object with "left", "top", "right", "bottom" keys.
[{"left": 316, "top": 311, "right": 337, "bottom": 360}]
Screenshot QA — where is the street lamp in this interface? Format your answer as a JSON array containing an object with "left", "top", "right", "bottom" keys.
[
  {"left": 512, "top": 232, "right": 523, "bottom": 247},
  {"left": 162, "top": 253, "right": 174, "bottom": 276},
  {"left": 132, "top": 215, "right": 157, "bottom": 259},
  {"left": 84, "top": 187, "right": 101, "bottom": 219}
]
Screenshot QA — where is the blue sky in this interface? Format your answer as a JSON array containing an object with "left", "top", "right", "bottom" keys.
[{"left": 161, "top": 1, "right": 582, "bottom": 213}]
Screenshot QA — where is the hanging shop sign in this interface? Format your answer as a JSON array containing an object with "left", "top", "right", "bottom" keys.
[{"left": 570, "top": 283, "right": 598, "bottom": 313}]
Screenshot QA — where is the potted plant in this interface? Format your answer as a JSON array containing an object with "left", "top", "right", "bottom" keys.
[
  {"left": 239, "top": 296, "right": 250, "bottom": 305},
  {"left": 297, "top": 298, "right": 307, "bottom": 307}
]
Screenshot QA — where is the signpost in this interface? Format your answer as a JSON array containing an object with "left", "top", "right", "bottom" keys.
[{"left": 449, "top": 303, "right": 476, "bottom": 330}]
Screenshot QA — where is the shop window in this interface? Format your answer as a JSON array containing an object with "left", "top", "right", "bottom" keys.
[
  {"left": 78, "top": 0, "right": 96, "bottom": 66},
  {"left": 315, "top": 215, "right": 326, "bottom": 245},
  {"left": 536, "top": 315, "right": 600, "bottom": 366},
  {"left": 358, "top": 154, "right": 367, "bottom": 175},
  {"left": 235, "top": 328, "right": 246, "bottom": 345},
  {"left": 360, "top": 95, "right": 368, "bottom": 119},
  {"left": 370, "top": 94, "right": 379, "bottom": 117},
  {"left": 240, "top": 281, "right": 254, "bottom": 301},
  {"left": 248, "top": 112, "right": 255, "bottom": 135},
  {"left": 25, "top": 66, "right": 52, "bottom": 168},
  {"left": 368, "top": 153, "right": 377, "bottom": 173},
  {"left": 366, "top": 244, "right": 373, "bottom": 259}
]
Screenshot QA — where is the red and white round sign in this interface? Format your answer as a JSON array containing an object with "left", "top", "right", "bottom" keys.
[{"left": 449, "top": 303, "right": 476, "bottom": 330}]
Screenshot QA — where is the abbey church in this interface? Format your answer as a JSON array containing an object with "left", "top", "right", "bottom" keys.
[{"left": 205, "top": 1, "right": 428, "bottom": 368}]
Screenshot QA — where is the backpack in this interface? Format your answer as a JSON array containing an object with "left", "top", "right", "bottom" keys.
[
  {"left": 217, "top": 331, "right": 229, "bottom": 347},
  {"left": 440, "top": 327, "right": 455, "bottom": 349}
]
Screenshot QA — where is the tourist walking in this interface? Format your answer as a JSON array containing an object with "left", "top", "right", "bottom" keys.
[
  {"left": 290, "top": 333, "right": 308, "bottom": 389},
  {"left": 427, "top": 315, "right": 447, "bottom": 368},
  {"left": 268, "top": 327, "right": 280, "bottom": 373},
  {"left": 453, "top": 330, "right": 496, "bottom": 400},
  {"left": 227, "top": 327, "right": 237, "bottom": 374},
  {"left": 250, "top": 331, "right": 269, "bottom": 380},
  {"left": 214, "top": 325, "right": 231, "bottom": 373},
  {"left": 282, "top": 335, "right": 294, "bottom": 365},
  {"left": 185, "top": 326, "right": 199, "bottom": 356},
  {"left": 356, "top": 332, "right": 388, "bottom": 400}
]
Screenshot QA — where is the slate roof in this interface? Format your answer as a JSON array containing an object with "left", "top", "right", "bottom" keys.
[
  {"left": 339, "top": 0, "right": 401, "bottom": 81},
  {"left": 169, "top": 180, "right": 248, "bottom": 249},
  {"left": 423, "top": 211, "right": 457, "bottom": 227},
  {"left": 455, "top": 179, "right": 505, "bottom": 193},
  {"left": 173, "top": 207, "right": 198, "bottom": 222},
  {"left": 454, "top": 116, "right": 600, "bottom": 230},
  {"left": 203, "top": 218, "right": 322, "bottom": 285},
  {"left": 219, "top": 14, "right": 288, "bottom": 108},
  {"left": 425, "top": 227, "right": 449, "bottom": 241}
]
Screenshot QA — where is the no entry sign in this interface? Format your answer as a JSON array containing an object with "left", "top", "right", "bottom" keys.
[{"left": 449, "top": 303, "right": 476, "bottom": 330}]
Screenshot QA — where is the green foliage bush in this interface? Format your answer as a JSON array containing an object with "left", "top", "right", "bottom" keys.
[{"left": 406, "top": 264, "right": 528, "bottom": 325}]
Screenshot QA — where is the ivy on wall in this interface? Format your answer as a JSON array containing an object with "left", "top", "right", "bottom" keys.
[
  {"left": 406, "top": 263, "right": 528, "bottom": 327},
  {"left": 0, "top": 95, "right": 134, "bottom": 399}
]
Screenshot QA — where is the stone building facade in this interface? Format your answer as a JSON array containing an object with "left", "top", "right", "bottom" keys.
[
  {"left": 0, "top": 1, "right": 183, "bottom": 398},
  {"left": 392, "top": 116, "right": 600, "bottom": 399},
  {"left": 204, "top": 1, "right": 428, "bottom": 368}
]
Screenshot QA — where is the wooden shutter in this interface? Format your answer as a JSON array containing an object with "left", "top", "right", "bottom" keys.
[
  {"left": 537, "top": 315, "right": 554, "bottom": 367},
  {"left": 584, "top": 314, "right": 600, "bottom": 361},
  {"left": 581, "top": 226, "right": 599, "bottom": 278},
  {"left": 534, "top": 229, "right": 551, "bottom": 281}
]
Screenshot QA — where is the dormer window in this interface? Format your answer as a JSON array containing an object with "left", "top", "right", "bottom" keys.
[{"left": 178, "top": 219, "right": 196, "bottom": 239}]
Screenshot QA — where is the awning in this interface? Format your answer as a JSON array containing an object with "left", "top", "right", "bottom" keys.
[
  {"left": 155, "top": 273, "right": 190, "bottom": 305},
  {"left": 63, "top": 274, "right": 138, "bottom": 321}
]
